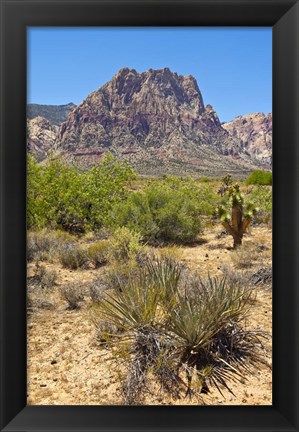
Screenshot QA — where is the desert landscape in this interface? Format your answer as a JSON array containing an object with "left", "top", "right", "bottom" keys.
[
  {"left": 27, "top": 222, "right": 272, "bottom": 406},
  {"left": 27, "top": 40, "right": 272, "bottom": 406}
]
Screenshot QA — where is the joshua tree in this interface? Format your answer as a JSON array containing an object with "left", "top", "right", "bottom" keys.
[{"left": 216, "top": 175, "right": 257, "bottom": 248}]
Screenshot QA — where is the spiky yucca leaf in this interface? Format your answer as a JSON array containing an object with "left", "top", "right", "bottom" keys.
[{"left": 145, "top": 257, "right": 182, "bottom": 308}]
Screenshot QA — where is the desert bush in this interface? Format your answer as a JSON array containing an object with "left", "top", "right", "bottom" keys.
[
  {"left": 27, "top": 263, "right": 57, "bottom": 291},
  {"left": 246, "top": 170, "right": 272, "bottom": 186},
  {"left": 27, "top": 153, "right": 135, "bottom": 232},
  {"left": 109, "top": 177, "right": 216, "bottom": 244},
  {"left": 230, "top": 243, "right": 258, "bottom": 269},
  {"left": 89, "top": 275, "right": 111, "bottom": 303},
  {"left": 27, "top": 229, "right": 75, "bottom": 262},
  {"left": 94, "top": 258, "right": 266, "bottom": 404},
  {"left": 60, "top": 282, "right": 85, "bottom": 309},
  {"left": 27, "top": 294, "right": 55, "bottom": 312},
  {"left": 221, "top": 264, "right": 251, "bottom": 287},
  {"left": 109, "top": 227, "right": 144, "bottom": 262},
  {"left": 248, "top": 186, "right": 272, "bottom": 225},
  {"left": 88, "top": 240, "right": 110, "bottom": 268},
  {"left": 59, "top": 244, "right": 89, "bottom": 270},
  {"left": 27, "top": 230, "right": 56, "bottom": 261}
]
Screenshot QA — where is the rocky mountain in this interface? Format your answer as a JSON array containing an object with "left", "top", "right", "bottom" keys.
[
  {"left": 56, "top": 67, "right": 267, "bottom": 176},
  {"left": 27, "top": 103, "right": 76, "bottom": 126},
  {"left": 27, "top": 116, "right": 58, "bottom": 161},
  {"left": 27, "top": 68, "right": 272, "bottom": 176},
  {"left": 222, "top": 112, "right": 272, "bottom": 166}
]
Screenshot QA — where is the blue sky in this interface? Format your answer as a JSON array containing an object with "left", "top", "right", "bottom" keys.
[{"left": 27, "top": 28, "right": 272, "bottom": 122}]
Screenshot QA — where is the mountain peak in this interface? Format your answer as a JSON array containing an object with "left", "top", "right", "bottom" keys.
[{"left": 27, "top": 68, "right": 272, "bottom": 176}]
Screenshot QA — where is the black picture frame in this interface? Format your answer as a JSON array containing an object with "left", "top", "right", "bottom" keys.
[{"left": 0, "top": 0, "right": 298, "bottom": 431}]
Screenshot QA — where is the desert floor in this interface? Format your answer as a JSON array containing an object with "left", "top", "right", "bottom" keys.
[{"left": 27, "top": 225, "right": 272, "bottom": 406}]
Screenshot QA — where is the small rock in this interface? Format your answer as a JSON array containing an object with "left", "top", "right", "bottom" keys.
[
  {"left": 242, "top": 399, "right": 247, "bottom": 403},
  {"left": 51, "top": 360, "right": 57, "bottom": 365},
  {"left": 205, "top": 254, "right": 209, "bottom": 258},
  {"left": 40, "top": 384, "right": 47, "bottom": 388}
]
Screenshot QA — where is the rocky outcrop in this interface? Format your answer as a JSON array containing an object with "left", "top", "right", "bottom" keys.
[
  {"left": 27, "top": 116, "right": 58, "bottom": 161},
  {"left": 27, "top": 103, "right": 76, "bottom": 126},
  {"left": 222, "top": 113, "right": 272, "bottom": 166}
]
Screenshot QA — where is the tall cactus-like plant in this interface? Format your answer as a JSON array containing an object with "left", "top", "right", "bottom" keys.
[{"left": 216, "top": 175, "right": 257, "bottom": 249}]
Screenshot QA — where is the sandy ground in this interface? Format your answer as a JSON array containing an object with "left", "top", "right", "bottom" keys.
[{"left": 27, "top": 225, "right": 272, "bottom": 406}]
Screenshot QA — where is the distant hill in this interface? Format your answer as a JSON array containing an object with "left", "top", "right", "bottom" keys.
[
  {"left": 222, "top": 113, "right": 272, "bottom": 167},
  {"left": 27, "top": 103, "right": 76, "bottom": 126}
]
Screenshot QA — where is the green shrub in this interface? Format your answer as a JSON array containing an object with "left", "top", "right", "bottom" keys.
[
  {"left": 109, "top": 227, "right": 144, "bottom": 262},
  {"left": 110, "top": 177, "right": 217, "bottom": 244},
  {"left": 248, "top": 186, "right": 272, "bottom": 225},
  {"left": 27, "top": 153, "right": 135, "bottom": 232},
  {"left": 246, "top": 170, "right": 272, "bottom": 186},
  {"left": 88, "top": 240, "right": 110, "bottom": 268}
]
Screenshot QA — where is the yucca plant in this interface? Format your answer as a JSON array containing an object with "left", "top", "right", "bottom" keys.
[
  {"left": 145, "top": 257, "right": 183, "bottom": 309},
  {"left": 93, "top": 258, "right": 267, "bottom": 403},
  {"left": 97, "top": 272, "right": 161, "bottom": 332},
  {"left": 166, "top": 276, "right": 259, "bottom": 396},
  {"left": 95, "top": 258, "right": 182, "bottom": 403}
]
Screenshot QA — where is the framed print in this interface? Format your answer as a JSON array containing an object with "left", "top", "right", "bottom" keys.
[{"left": 0, "top": 0, "right": 298, "bottom": 431}]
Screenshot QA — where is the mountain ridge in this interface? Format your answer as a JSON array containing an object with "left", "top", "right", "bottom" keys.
[{"left": 27, "top": 68, "right": 272, "bottom": 176}]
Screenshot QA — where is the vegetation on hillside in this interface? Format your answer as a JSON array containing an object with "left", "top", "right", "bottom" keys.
[{"left": 246, "top": 170, "right": 272, "bottom": 186}]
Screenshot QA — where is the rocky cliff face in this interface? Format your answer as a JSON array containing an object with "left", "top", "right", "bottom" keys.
[
  {"left": 56, "top": 67, "right": 262, "bottom": 176},
  {"left": 27, "top": 103, "right": 76, "bottom": 126},
  {"left": 222, "top": 113, "right": 272, "bottom": 166},
  {"left": 27, "top": 116, "right": 58, "bottom": 161}
]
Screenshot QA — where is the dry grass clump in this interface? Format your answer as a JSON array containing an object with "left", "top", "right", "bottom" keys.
[
  {"left": 27, "top": 295, "right": 55, "bottom": 313},
  {"left": 27, "top": 229, "right": 75, "bottom": 262},
  {"left": 27, "top": 263, "right": 57, "bottom": 291},
  {"left": 60, "top": 282, "right": 85, "bottom": 310},
  {"left": 87, "top": 240, "right": 110, "bottom": 268},
  {"left": 230, "top": 242, "right": 259, "bottom": 269},
  {"left": 221, "top": 264, "right": 251, "bottom": 288},
  {"left": 27, "top": 264, "right": 57, "bottom": 313},
  {"left": 158, "top": 245, "right": 183, "bottom": 261},
  {"left": 59, "top": 244, "right": 89, "bottom": 270},
  {"left": 93, "top": 257, "right": 267, "bottom": 404},
  {"left": 27, "top": 230, "right": 56, "bottom": 262}
]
